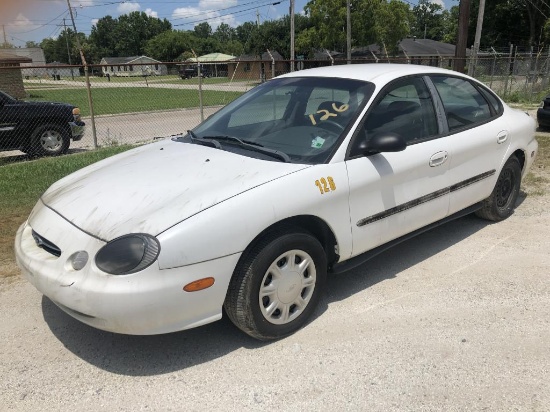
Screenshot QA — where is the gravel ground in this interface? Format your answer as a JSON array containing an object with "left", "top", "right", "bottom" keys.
[{"left": 1, "top": 189, "right": 549, "bottom": 411}]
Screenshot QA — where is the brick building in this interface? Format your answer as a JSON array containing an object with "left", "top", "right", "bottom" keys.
[{"left": 0, "top": 50, "right": 32, "bottom": 98}]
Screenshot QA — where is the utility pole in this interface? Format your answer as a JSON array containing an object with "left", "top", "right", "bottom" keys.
[
  {"left": 2, "top": 25, "right": 7, "bottom": 47},
  {"left": 468, "top": 0, "right": 485, "bottom": 76},
  {"left": 453, "top": 0, "right": 471, "bottom": 73},
  {"left": 256, "top": 9, "right": 260, "bottom": 27},
  {"left": 346, "top": 0, "right": 351, "bottom": 64},
  {"left": 62, "top": 18, "right": 75, "bottom": 80},
  {"left": 66, "top": 0, "right": 97, "bottom": 148},
  {"left": 290, "top": 0, "right": 295, "bottom": 71}
]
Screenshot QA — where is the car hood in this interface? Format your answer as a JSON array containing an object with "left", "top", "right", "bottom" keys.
[
  {"left": 15, "top": 100, "right": 74, "bottom": 109},
  {"left": 41, "top": 140, "right": 309, "bottom": 240}
]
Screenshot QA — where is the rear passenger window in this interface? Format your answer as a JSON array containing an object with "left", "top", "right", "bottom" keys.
[{"left": 430, "top": 76, "right": 492, "bottom": 132}]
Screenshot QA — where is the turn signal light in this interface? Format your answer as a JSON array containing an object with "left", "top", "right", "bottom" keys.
[{"left": 183, "top": 277, "right": 215, "bottom": 292}]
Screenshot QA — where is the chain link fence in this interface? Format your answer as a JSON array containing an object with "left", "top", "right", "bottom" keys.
[{"left": 1, "top": 55, "right": 548, "bottom": 160}]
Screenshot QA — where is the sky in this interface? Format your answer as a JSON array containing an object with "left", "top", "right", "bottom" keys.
[{"left": 0, "top": 0, "right": 457, "bottom": 48}]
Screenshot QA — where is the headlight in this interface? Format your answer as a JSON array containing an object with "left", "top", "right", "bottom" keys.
[
  {"left": 95, "top": 234, "right": 160, "bottom": 275},
  {"left": 72, "top": 107, "right": 81, "bottom": 122}
]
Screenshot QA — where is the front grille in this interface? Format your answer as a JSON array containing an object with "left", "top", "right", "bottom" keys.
[{"left": 31, "top": 230, "right": 61, "bottom": 257}]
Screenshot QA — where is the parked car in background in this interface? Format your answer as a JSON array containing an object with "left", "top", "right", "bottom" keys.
[
  {"left": 15, "top": 64, "right": 537, "bottom": 341},
  {"left": 178, "top": 64, "right": 211, "bottom": 79},
  {"left": 536, "top": 94, "right": 550, "bottom": 129},
  {"left": 0, "top": 90, "right": 85, "bottom": 156}
]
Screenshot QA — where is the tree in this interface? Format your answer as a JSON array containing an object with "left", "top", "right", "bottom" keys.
[
  {"left": 373, "top": 0, "right": 411, "bottom": 54},
  {"left": 302, "top": 0, "right": 411, "bottom": 54},
  {"left": 303, "top": 0, "right": 348, "bottom": 51},
  {"left": 89, "top": 15, "right": 119, "bottom": 60},
  {"left": 115, "top": 12, "right": 172, "bottom": 56},
  {"left": 40, "top": 28, "right": 83, "bottom": 64},
  {"left": 25, "top": 41, "right": 40, "bottom": 48},
  {"left": 89, "top": 12, "right": 171, "bottom": 59},
  {"left": 411, "top": 0, "right": 445, "bottom": 40},
  {"left": 144, "top": 30, "right": 198, "bottom": 61},
  {"left": 214, "top": 23, "right": 235, "bottom": 43},
  {"left": 194, "top": 22, "right": 213, "bottom": 39}
]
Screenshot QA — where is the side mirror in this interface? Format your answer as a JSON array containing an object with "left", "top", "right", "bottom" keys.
[{"left": 358, "top": 132, "right": 407, "bottom": 155}]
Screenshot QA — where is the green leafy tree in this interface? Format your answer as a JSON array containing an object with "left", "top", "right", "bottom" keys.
[
  {"left": 115, "top": 12, "right": 172, "bottom": 56},
  {"left": 373, "top": 0, "right": 411, "bottom": 54},
  {"left": 89, "top": 15, "right": 119, "bottom": 60},
  {"left": 411, "top": 0, "right": 445, "bottom": 40},
  {"left": 194, "top": 22, "right": 213, "bottom": 39},
  {"left": 303, "top": 0, "right": 348, "bottom": 51},
  {"left": 302, "top": 0, "right": 410, "bottom": 54},
  {"left": 144, "top": 30, "right": 198, "bottom": 61},
  {"left": 214, "top": 23, "right": 235, "bottom": 43}
]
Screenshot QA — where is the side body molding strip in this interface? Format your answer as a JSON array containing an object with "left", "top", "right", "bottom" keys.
[{"left": 357, "top": 169, "right": 495, "bottom": 227}]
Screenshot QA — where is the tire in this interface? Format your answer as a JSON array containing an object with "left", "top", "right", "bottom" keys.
[
  {"left": 475, "top": 156, "right": 522, "bottom": 222},
  {"left": 30, "top": 124, "right": 70, "bottom": 156},
  {"left": 224, "top": 228, "right": 327, "bottom": 341}
]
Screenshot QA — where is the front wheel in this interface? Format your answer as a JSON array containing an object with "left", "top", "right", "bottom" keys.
[
  {"left": 30, "top": 124, "right": 70, "bottom": 156},
  {"left": 224, "top": 229, "right": 327, "bottom": 340},
  {"left": 476, "top": 156, "right": 522, "bottom": 221}
]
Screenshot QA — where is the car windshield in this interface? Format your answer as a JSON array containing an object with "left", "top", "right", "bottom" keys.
[{"left": 182, "top": 77, "right": 375, "bottom": 164}]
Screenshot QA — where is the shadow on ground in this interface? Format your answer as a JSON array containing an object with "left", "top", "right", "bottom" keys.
[{"left": 41, "top": 211, "right": 502, "bottom": 376}]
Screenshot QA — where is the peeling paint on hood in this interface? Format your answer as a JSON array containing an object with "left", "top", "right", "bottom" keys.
[{"left": 41, "top": 140, "right": 309, "bottom": 240}]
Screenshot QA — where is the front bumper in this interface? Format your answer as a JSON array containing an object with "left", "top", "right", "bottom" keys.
[
  {"left": 15, "top": 201, "right": 240, "bottom": 335},
  {"left": 69, "top": 121, "right": 85, "bottom": 141}
]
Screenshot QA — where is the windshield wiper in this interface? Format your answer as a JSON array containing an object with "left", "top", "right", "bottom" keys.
[
  {"left": 202, "top": 135, "right": 291, "bottom": 163},
  {"left": 186, "top": 130, "right": 221, "bottom": 149}
]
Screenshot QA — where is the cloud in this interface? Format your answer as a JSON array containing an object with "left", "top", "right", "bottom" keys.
[
  {"left": 91, "top": 18, "right": 99, "bottom": 26},
  {"left": 11, "top": 13, "right": 40, "bottom": 31},
  {"left": 117, "top": 2, "right": 141, "bottom": 14},
  {"left": 199, "top": 0, "right": 237, "bottom": 8},
  {"left": 172, "top": 6, "right": 236, "bottom": 29},
  {"left": 144, "top": 8, "right": 158, "bottom": 18},
  {"left": 430, "top": 0, "right": 445, "bottom": 9}
]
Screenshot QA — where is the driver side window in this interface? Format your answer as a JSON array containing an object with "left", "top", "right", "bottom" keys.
[{"left": 363, "top": 77, "right": 438, "bottom": 144}]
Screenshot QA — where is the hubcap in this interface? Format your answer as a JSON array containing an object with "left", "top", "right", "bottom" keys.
[
  {"left": 259, "top": 249, "right": 316, "bottom": 325},
  {"left": 40, "top": 130, "right": 62, "bottom": 152}
]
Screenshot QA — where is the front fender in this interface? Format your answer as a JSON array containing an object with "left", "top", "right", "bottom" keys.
[{"left": 156, "top": 162, "right": 352, "bottom": 269}]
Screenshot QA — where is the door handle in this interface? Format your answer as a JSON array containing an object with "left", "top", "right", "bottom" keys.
[
  {"left": 429, "top": 151, "right": 448, "bottom": 167},
  {"left": 497, "top": 131, "right": 508, "bottom": 144}
]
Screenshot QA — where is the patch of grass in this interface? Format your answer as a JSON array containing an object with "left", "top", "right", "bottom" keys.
[
  {"left": 0, "top": 146, "right": 133, "bottom": 279},
  {"left": 522, "top": 133, "right": 550, "bottom": 196},
  {"left": 25, "top": 87, "right": 243, "bottom": 116}
]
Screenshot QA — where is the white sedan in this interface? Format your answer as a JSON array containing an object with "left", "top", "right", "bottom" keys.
[{"left": 15, "top": 64, "right": 538, "bottom": 340}]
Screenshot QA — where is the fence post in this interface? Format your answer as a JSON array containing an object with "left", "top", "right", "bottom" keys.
[
  {"left": 489, "top": 47, "right": 497, "bottom": 89},
  {"left": 266, "top": 49, "right": 275, "bottom": 79},
  {"left": 66, "top": 0, "right": 97, "bottom": 149},
  {"left": 543, "top": 46, "right": 550, "bottom": 90},
  {"left": 504, "top": 44, "right": 513, "bottom": 97},
  {"left": 191, "top": 49, "right": 204, "bottom": 123}
]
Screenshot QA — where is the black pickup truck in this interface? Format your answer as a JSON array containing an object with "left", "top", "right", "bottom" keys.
[
  {"left": 178, "top": 65, "right": 211, "bottom": 79},
  {"left": 0, "top": 90, "right": 85, "bottom": 156}
]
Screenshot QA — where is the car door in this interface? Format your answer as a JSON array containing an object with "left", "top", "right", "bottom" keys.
[
  {"left": 345, "top": 76, "right": 451, "bottom": 257},
  {"left": 429, "top": 75, "right": 510, "bottom": 215}
]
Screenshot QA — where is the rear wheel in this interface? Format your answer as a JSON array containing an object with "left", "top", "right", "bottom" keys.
[
  {"left": 30, "top": 124, "right": 70, "bottom": 156},
  {"left": 224, "top": 228, "right": 327, "bottom": 340},
  {"left": 476, "top": 156, "right": 522, "bottom": 221}
]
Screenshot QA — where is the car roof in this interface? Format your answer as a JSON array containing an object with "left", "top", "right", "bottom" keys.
[{"left": 277, "top": 63, "right": 463, "bottom": 86}]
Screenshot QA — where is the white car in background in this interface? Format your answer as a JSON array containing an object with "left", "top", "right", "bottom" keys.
[{"left": 15, "top": 64, "right": 538, "bottom": 340}]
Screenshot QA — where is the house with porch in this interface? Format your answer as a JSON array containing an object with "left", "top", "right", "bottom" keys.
[{"left": 100, "top": 56, "right": 167, "bottom": 77}]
